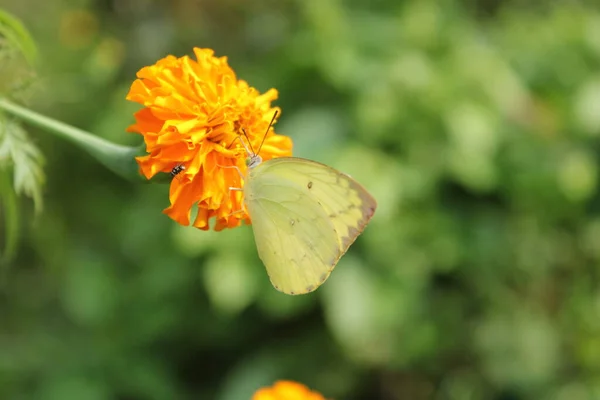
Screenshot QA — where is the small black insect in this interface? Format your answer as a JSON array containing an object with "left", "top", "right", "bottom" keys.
[{"left": 170, "top": 164, "right": 186, "bottom": 178}]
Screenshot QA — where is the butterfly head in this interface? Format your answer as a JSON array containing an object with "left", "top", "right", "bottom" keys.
[
  {"left": 246, "top": 154, "right": 263, "bottom": 169},
  {"left": 239, "top": 110, "right": 278, "bottom": 170},
  {"left": 235, "top": 133, "right": 262, "bottom": 169}
]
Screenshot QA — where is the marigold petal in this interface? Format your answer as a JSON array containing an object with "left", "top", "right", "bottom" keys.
[
  {"left": 251, "top": 381, "right": 327, "bottom": 400},
  {"left": 126, "top": 108, "right": 164, "bottom": 137}
]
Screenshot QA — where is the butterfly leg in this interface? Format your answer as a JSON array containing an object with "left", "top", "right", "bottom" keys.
[
  {"left": 224, "top": 194, "right": 247, "bottom": 218},
  {"left": 219, "top": 165, "right": 246, "bottom": 195},
  {"left": 217, "top": 164, "right": 244, "bottom": 181},
  {"left": 226, "top": 187, "right": 247, "bottom": 216},
  {"left": 216, "top": 164, "right": 248, "bottom": 216},
  {"left": 226, "top": 208, "right": 246, "bottom": 218}
]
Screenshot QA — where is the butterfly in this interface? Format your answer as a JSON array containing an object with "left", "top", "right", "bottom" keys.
[{"left": 230, "top": 112, "right": 377, "bottom": 295}]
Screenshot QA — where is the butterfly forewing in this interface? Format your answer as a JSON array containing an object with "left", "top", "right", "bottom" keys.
[{"left": 244, "top": 157, "right": 377, "bottom": 295}]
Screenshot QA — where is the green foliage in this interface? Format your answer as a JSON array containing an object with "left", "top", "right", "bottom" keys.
[
  {"left": 0, "top": 9, "right": 37, "bottom": 100},
  {"left": 0, "top": 168, "right": 18, "bottom": 267},
  {"left": 1, "top": 1, "right": 600, "bottom": 400},
  {"left": 0, "top": 9, "right": 42, "bottom": 268},
  {"left": 0, "top": 114, "right": 45, "bottom": 270},
  {"left": 0, "top": 116, "right": 45, "bottom": 212},
  {"left": 0, "top": 8, "right": 36, "bottom": 65}
]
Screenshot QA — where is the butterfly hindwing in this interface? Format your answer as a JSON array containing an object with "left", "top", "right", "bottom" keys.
[
  {"left": 246, "top": 191, "right": 340, "bottom": 294},
  {"left": 243, "top": 157, "right": 377, "bottom": 295}
]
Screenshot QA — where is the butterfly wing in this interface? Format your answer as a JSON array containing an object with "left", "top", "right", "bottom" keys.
[{"left": 244, "top": 157, "right": 377, "bottom": 295}]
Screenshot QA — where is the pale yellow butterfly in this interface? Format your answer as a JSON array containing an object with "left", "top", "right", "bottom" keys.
[{"left": 230, "top": 113, "right": 377, "bottom": 295}]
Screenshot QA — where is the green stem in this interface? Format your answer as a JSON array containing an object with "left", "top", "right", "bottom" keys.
[{"left": 0, "top": 97, "right": 146, "bottom": 182}]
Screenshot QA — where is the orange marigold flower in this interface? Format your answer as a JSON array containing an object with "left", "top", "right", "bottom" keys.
[
  {"left": 252, "top": 380, "right": 328, "bottom": 400},
  {"left": 126, "top": 47, "right": 293, "bottom": 230}
]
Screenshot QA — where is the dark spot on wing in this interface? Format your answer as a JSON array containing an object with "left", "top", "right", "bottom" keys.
[
  {"left": 307, "top": 181, "right": 313, "bottom": 189},
  {"left": 290, "top": 219, "right": 295, "bottom": 226},
  {"left": 306, "top": 285, "right": 315, "bottom": 292},
  {"left": 349, "top": 225, "right": 359, "bottom": 237},
  {"left": 320, "top": 273, "right": 328, "bottom": 283}
]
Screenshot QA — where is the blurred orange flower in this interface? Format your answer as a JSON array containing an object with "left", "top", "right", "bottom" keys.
[
  {"left": 252, "top": 381, "right": 327, "bottom": 400},
  {"left": 126, "top": 47, "right": 293, "bottom": 230}
]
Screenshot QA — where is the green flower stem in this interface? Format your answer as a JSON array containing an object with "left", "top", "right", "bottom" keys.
[{"left": 0, "top": 97, "right": 149, "bottom": 182}]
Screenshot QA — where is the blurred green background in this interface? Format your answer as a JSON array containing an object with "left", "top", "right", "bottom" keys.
[{"left": 1, "top": 0, "right": 600, "bottom": 399}]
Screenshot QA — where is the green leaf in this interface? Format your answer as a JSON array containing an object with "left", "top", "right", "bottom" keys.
[
  {"left": 0, "top": 9, "right": 37, "bottom": 65},
  {"left": 0, "top": 11, "right": 38, "bottom": 101},
  {"left": 0, "top": 114, "right": 45, "bottom": 213},
  {"left": 0, "top": 169, "right": 19, "bottom": 278}
]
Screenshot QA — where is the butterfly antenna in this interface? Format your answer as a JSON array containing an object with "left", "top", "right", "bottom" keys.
[
  {"left": 225, "top": 134, "right": 252, "bottom": 156},
  {"left": 256, "top": 110, "right": 278, "bottom": 155},
  {"left": 225, "top": 137, "right": 238, "bottom": 149},
  {"left": 241, "top": 129, "right": 255, "bottom": 155}
]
